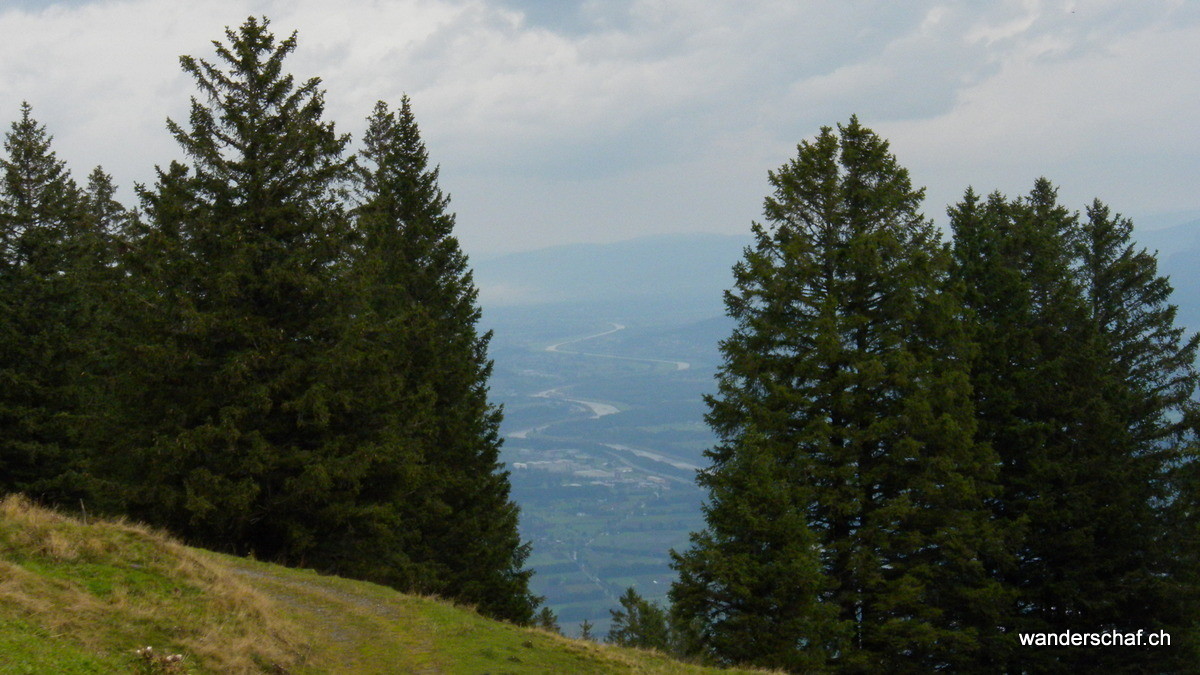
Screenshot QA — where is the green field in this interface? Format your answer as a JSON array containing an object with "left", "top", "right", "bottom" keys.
[{"left": 488, "top": 315, "right": 720, "bottom": 636}]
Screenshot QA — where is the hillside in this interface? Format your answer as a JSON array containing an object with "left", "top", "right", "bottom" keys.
[{"left": 0, "top": 495, "right": 760, "bottom": 674}]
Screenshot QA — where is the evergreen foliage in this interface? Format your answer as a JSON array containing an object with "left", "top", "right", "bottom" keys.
[
  {"left": 535, "top": 606, "right": 560, "bottom": 634},
  {"left": 3, "top": 16, "right": 1199, "bottom": 658},
  {"left": 606, "top": 587, "right": 671, "bottom": 652},
  {"left": 950, "top": 185, "right": 1200, "bottom": 670},
  {"left": 96, "top": 17, "right": 538, "bottom": 625},
  {"left": 1078, "top": 199, "right": 1200, "bottom": 669},
  {"left": 1163, "top": 437, "right": 1200, "bottom": 664},
  {"left": 671, "top": 118, "right": 1003, "bottom": 672},
  {"left": 950, "top": 183, "right": 1100, "bottom": 670},
  {"left": 115, "top": 17, "right": 359, "bottom": 560},
  {"left": 0, "top": 104, "right": 115, "bottom": 503},
  {"left": 351, "top": 97, "right": 537, "bottom": 623}
]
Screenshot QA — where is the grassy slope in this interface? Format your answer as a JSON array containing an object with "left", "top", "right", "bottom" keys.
[{"left": 0, "top": 496, "right": 758, "bottom": 674}]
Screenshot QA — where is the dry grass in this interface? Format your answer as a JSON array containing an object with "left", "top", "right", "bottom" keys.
[
  {"left": 0, "top": 494, "right": 306, "bottom": 673},
  {"left": 2, "top": 494, "right": 771, "bottom": 674}
]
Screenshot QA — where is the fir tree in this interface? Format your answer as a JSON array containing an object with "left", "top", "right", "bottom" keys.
[
  {"left": 950, "top": 183, "right": 1093, "bottom": 670},
  {"left": 949, "top": 182, "right": 1200, "bottom": 670},
  {"left": 75, "top": 167, "right": 134, "bottom": 491},
  {"left": 1076, "top": 199, "right": 1199, "bottom": 454},
  {"left": 1163, "top": 438, "right": 1200, "bottom": 664},
  {"left": 0, "top": 103, "right": 114, "bottom": 503},
  {"left": 1073, "top": 199, "right": 1200, "bottom": 669},
  {"left": 116, "top": 17, "right": 366, "bottom": 563},
  {"left": 672, "top": 119, "right": 1002, "bottom": 672},
  {"left": 535, "top": 606, "right": 560, "bottom": 634},
  {"left": 353, "top": 97, "right": 537, "bottom": 623},
  {"left": 606, "top": 587, "right": 671, "bottom": 651}
]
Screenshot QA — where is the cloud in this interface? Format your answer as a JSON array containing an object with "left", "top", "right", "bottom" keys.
[
  {"left": 1, "top": 0, "right": 1197, "bottom": 254},
  {"left": 881, "top": 1, "right": 1200, "bottom": 218}
]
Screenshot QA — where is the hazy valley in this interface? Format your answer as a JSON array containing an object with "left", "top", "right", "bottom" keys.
[{"left": 478, "top": 221, "right": 1200, "bottom": 636}]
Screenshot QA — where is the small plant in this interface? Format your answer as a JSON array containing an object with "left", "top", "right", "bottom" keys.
[{"left": 133, "top": 645, "right": 186, "bottom": 674}]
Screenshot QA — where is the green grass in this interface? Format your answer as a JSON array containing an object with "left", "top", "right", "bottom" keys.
[
  {"left": 0, "top": 495, "right": 765, "bottom": 674},
  {"left": 0, "top": 618, "right": 126, "bottom": 674}
]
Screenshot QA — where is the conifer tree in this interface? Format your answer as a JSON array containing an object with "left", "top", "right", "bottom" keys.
[
  {"left": 0, "top": 104, "right": 113, "bottom": 503},
  {"left": 1076, "top": 199, "right": 1199, "bottom": 453},
  {"left": 950, "top": 183, "right": 1095, "bottom": 670},
  {"left": 116, "top": 17, "right": 368, "bottom": 563},
  {"left": 606, "top": 587, "right": 671, "bottom": 651},
  {"left": 535, "top": 607, "right": 560, "bottom": 634},
  {"left": 671, "top": 119, "right": 1002, "bottom": 672},
  {"left": 353, "top": 97, "right": 537, "bottom": 623},
  {"left": 1163, "top": 438, "right": 1200, "bottom": 663},
  {"left": 949, "top": 182, "right": 1200, "bottom": 670},
  {"left": 1072, "top": 199, "right": 1200, "bottom": 669},
  {"left": 76, "top": 166, "right": 134, "bottom": 482}
]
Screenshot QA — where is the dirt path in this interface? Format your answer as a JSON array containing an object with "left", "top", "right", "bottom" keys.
[{"left": 225, "top": 561, "right": 443, "bottom": 674}]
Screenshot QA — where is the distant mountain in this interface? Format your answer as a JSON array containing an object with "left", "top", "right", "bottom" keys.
[
  {"left": 475, "top": 220, "right": 1200, "bottom": 340},
  {"left": 1135, "top": 218, "right": 1200, "bottom": 331},
  {"left": 475, "top": 221, "right": 1200, "bottom": 337},
  {"left": 474, "top": 233, "right": 751, "bottom": 324}
]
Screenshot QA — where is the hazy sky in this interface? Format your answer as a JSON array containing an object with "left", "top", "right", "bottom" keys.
[{"left": 2, "top": 0, "right": 1198, "bottom": 257}]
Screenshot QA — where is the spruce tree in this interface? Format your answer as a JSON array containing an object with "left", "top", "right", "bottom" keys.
[
  {"left": 0, "top": 104, "right": 114, "bottom": 503},
  {"left": 949, "top": 182, "right": 1200, "bottom": 670},
  {"left": 116, "top": 17, "right": 368, "bottom": 562},
  {"left": 1163, "top": 437, "right": 1200, "bottom": 664},
  {"left": 535, "top": 606, "right": 560, "bottom": 633},
  {"left": 606, "top": 587, "right": 671, "bottom": 651},
  {"left": 950, "top": 183, "right": 1092, "bottom": 671},
  {"left": 76, "top": 167, "right": 134, "bottom": 493},
  {"left": 353, "top": 97, "right": 537, "bottom": 623},
  {"left": 671, "top": 118, "right": 1002, "bottom": 672},
  {"left": 1076, "top": 199, "right": 1199, "bottom": 454},
  {"left": 1073, "top": 199, "right": 1200, "bottom": 669}
]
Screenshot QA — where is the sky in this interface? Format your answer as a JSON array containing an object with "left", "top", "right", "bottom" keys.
[{"left": 1, "top": 0, "right": 1198, "bottom": 258}]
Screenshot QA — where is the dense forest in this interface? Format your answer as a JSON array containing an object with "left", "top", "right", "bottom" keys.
[
  {"left": 663, "top": 121, "right": 1200, "bottom": 672},
  {"left": 2, "top": 16, "right": 1198, "bottom": 673},
  {"left": 0, "top": 17, "right": 538, "bottom": 625}
]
